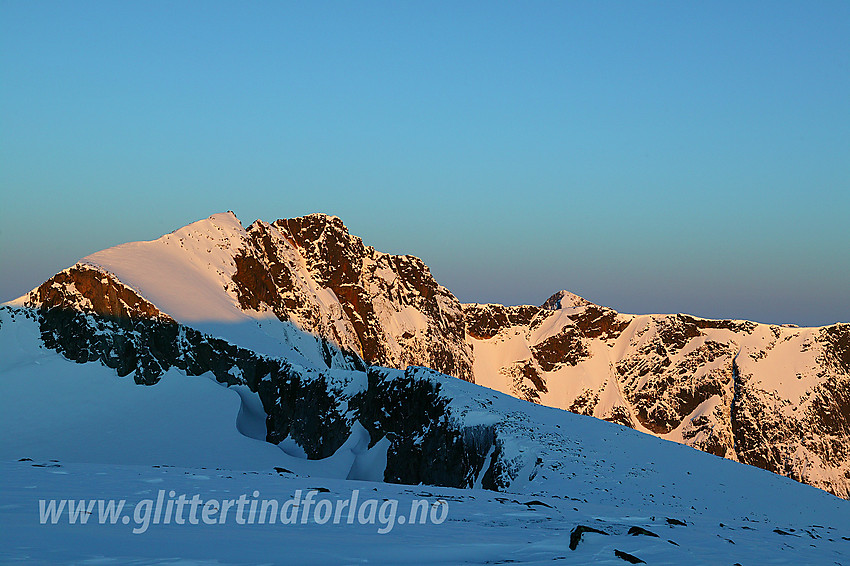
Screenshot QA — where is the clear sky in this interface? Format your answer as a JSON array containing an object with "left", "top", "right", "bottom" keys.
[{"left": 1, "top": 1, "right": 848, "bottom": 326}]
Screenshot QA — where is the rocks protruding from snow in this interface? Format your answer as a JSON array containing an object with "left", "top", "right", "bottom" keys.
[
  {"left": 569, "top": 525, "right": 609, "bottom": 550},
  {"left": 463, "top": 303, "right": 545, "bottom": 340},
  {"left": 628, "top": 526, "right": 659, "bottom": 537},
  {"left": 613, "top": 549, "right": 646, "bottom": 564},
  {"left": 20, "top": 264, "right": 172, "bottom": 323}
]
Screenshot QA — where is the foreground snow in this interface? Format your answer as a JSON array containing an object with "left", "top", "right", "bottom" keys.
[{"left": 2, "top": 458, "right": 849, "bottom": 565}]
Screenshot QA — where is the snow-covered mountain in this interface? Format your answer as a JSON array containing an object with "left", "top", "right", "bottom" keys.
[
  {"left": 465, "top": 294, "right": 850, "bottom": 499},
  {"left": 10, "top": 212, "right": 850, "bottom": 499},
  {"left": 12, "top": 212, "right": 472, "bottom": 379}
]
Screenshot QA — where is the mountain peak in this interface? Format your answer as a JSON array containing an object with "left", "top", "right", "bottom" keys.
[
  {"left": 157, "top": 212, "right": 247, "bottom": 246},
  {"left": 211, "top": 210, "right": 241, "bottom": 224},
  {"left": 300, "top": 212, "right": 343, "bottom": 224},
  {"left": 272, "top": 212, "right": 352, "bottom": 242},
  {"left": 541, "top": 289, "right": 592, "bottom": 311}
]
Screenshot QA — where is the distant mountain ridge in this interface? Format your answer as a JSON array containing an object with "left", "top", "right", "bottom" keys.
[{"left": 11, "top": 212, "right": 850, "bottom": 498}]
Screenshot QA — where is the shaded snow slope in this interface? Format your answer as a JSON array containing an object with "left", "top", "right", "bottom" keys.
[
  {"left": 1, "top": 306, "right": 849, "bottom": 564},
  {"left": 0, "top": 309, "right": 390, "bottom": 481},
  {"left": 3, "top": 459, "right": 850, "bottom": 565}
]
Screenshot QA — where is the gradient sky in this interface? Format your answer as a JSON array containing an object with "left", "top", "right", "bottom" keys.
[{"left": 1, "top": 1, "right": 848, "bottom": 326}]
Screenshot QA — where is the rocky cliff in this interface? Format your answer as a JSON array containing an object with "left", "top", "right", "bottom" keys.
[{"left": 465, "top": 293, "right": 850, "bottom": 498}]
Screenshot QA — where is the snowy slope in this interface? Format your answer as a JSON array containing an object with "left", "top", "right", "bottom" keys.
[
  {"left": 83, "top": 212, "right": 249, "bottom": 324},
  {"left": 3, "top": 458, "right": 850, "bottom": 565},
  {"left": 0, "top": 309, "right": 388, "bottom": 480},
  {"left": 1, "top": 306, "right": 849, "bottom": 564}
]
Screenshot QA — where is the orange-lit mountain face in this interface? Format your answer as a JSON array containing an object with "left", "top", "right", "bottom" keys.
[{"left": 11, "top": 212, "right": 850, "bottom": 498}]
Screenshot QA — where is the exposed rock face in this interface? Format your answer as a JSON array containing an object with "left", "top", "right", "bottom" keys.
[
  {"left": 464, "top": 303, "right": 544, "bottom": 340},
  {"left": 231, "top": 215, "right": 474, "bottom": 381},
  {"left": 10, "top": 211, "right": 850, "bottom": 498},
  {"left": 729, "top": 324, "right": 850, "bottom": 496},
  {"left": 23, "top": 265, "right": 172, "bottom": 323},
  {"left": 467, "top": 293, "right": 850, "bottom": 498}
]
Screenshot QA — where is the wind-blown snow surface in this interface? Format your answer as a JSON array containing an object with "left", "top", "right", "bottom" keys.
[
  {"left": 1, "top": 308, "right": 849, "bottom": 564},
  {"left": 4, "top": 458, "right": 849, "bottom": 566}
]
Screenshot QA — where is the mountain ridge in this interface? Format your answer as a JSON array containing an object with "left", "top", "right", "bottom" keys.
[{"left": 9, "top": 211, "right": 850, "bottom": 498}]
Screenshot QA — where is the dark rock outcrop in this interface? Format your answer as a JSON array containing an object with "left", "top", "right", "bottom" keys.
[
  {"left": 24, "top": 265, "right": 172, "bottom": 323},
  {"left": 628, "top": 526, "right": 659, "bottom": 537},
  {"left": 614, "top": 549, "right": 646, "bottom": 564},
  {"left": 569, "top": 525, "right": 609, "bottom": 550},
  {"left": 20, "top": 305, "right": 496, "bottom": 489}
]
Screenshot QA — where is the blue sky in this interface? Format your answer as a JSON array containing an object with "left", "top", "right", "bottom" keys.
[{"left": 1, "top": 1, "right": 848, "bottom": 325}]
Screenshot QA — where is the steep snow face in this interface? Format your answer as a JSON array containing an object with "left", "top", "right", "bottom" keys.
[
  {"left": 83, "top": 211, "right": 250, "bottom": 323},
  {"left": 464, "top": 298, "right": 850, "bottom": 498}
]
